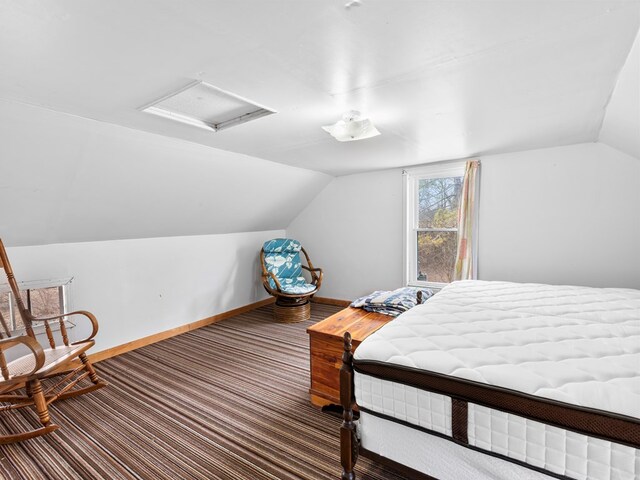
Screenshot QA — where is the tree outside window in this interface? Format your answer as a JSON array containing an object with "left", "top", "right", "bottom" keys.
[
  {"left": 416, "top": 177, "right": 463, "bottom": 283},
  {"left": 405, "top": 166, "right": 464, "bottom": 287},
  {"left": 0, "top": 285, "right": 66, "bottom": 332}
]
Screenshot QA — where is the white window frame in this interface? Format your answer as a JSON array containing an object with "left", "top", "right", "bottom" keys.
[
  {"left": 0, "top": 277, "right": 74, "bottom": 334},
  {"left": 403, "top": 162, "right": 465, "bottom": 289}
]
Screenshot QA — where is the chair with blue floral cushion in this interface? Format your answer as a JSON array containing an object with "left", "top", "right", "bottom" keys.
[{"left": 260, "top": 238, "right": 323, "bottom": 322}]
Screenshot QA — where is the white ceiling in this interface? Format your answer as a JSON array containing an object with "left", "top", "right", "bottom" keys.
[
  {"left": 0, "top": 1, "right": 638, "bottom": 176},
  {"left": 0, "top": 99, "right": 331, "bottom": 246}
]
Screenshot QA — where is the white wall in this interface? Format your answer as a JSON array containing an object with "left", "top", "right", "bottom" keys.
[
  {"left": 287, "top": 170, "right": 404, "bottom": 300},
  {"left": 599, "top": 30, "right": 640, "bottom": 159},
  {"left": 287, "top": 143, "right": 640, "bottom": 299},
  {"left": 478, "top": 143, "right": 639, "bottom": 287},
  {"left": 6, "top": 230, "right": 281, "bottom": 353},
  {"left": 0, "top": 99, "right": 331, "bottom": 247}
]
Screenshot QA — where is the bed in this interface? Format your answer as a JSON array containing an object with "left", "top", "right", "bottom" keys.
[{"left": 339, "top": 280, "right": 640, "bottom": 480}]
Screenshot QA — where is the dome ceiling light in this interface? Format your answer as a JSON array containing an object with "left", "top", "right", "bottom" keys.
[{"left": 321, "top": 110, "right": 380, "bottom": 142}]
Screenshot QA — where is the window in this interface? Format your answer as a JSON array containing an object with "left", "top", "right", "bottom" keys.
[
  {"left": 404, "top": 164, "right": 465, "bottom": 288},
  {"left": 0, "top": 279, "right": 71, "bottom": 333}
]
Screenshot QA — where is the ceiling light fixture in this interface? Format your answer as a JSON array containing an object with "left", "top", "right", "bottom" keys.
[{"left": 322, "top": 110, "right": 380, "bottom": 142}]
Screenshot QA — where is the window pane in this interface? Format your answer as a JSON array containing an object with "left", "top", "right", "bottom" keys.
[
  {"left": 28, "top": 287, "right": 62, "bottom": 318},
  {"left": 418, "top": 177, "right": 463, "bottom": 228},
  {"left": 417, "top": 231, "right": 457, "bottom": 283},
  {"left": 10, "top": 288, "right": 63, "bottom": 330}
]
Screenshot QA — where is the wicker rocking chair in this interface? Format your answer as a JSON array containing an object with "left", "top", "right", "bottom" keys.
[
  {"left": 0, "top": 239, "right": 106, "bottom": 443},
  {"left": 260, "top": 238, "right": 322, "bottom": 323}
]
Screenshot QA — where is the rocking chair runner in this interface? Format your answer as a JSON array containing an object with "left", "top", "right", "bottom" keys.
[
  {"left": 0, "top": 238, "right": 106, "bottom": 443},
  {"left": 260, "top": 238, "right": 323, "bottom": 323}
]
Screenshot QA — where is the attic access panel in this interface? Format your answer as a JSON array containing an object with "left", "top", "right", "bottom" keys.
[{"left": 141, "top": 81, "right": 275, "bottom": 132}]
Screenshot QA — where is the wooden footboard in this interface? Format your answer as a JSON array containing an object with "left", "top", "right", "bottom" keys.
[
  {"left": 339, "top": 330, "right": 640, "bottom": 480},
  {"left": 339, "top": 332, "right": 436, "bottom": 480},
  {"left": 340, "top": 332, "right": 357, "bottom": 480}
]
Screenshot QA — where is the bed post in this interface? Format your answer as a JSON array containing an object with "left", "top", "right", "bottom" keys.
[{"left": 340, "top": 332, "right": 357, "bottom": 480}]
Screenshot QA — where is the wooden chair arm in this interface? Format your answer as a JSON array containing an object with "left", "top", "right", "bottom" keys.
[
  {"left": 0, "top": 336, "right": 45, "bottom": 377},
  {"left": 300, "top": 247, "right": 322, "bottom": 291},
  {"left": 302, "top": 265, "right": 323, "bottom": 288},
  {"left": 262, "top": 272, "right": 283, "bottom": 293},
  {"left": 314, "top": 269, "right": 323, "bottom": 291},
  {"left": 301, "top": 266, "right": 322, "bottom": 273},
  {"left": 31, "top": 310, "right": 99, "bottom": 344}
]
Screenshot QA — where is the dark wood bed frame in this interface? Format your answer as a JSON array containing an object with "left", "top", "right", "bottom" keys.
[{"left": 339, "top": 332, "right": 640, "bottom": 480}]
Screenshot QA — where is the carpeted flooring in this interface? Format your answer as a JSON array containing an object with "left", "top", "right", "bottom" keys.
[{"left": 0, "top": 303, "right": 407, "bottom": 480}]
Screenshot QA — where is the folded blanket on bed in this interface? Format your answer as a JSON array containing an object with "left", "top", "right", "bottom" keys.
[{"left": 350, "top": 287, "right": 434, "bottom": 317}]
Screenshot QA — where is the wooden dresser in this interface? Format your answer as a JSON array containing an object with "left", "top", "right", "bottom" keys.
[{"left": 307, "top": 307, "right": 394, "bottom": 408}]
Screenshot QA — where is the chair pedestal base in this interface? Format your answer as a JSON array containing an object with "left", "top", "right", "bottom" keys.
[{"left": 274, "top": 298, "right": 311, "bottom": 323}]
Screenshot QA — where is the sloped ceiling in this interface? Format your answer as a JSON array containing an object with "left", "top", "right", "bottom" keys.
[
  {"left": 599, "top": 30, "right": 640, "bottom": 159},
  {"left": 0, "top": 99, "right": 331, "bottom": 247},
  {"left": 0, "top": 1, "right": 638, "bottom": 176}
]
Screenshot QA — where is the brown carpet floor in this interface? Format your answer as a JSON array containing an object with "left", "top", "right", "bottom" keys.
[{"left": 0, "top": 303, "right": 407, "bottom": 480}]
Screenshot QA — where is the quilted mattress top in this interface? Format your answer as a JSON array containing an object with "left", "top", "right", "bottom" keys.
[{"left": 354, "top": 280, "right": 640, "bottom": 419}]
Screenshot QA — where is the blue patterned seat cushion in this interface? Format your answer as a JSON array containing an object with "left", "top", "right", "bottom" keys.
[
  {"left": 280, "top": 281, "right": 317, "bottom": 294},
  {"left": 263, "top": 238, "right": 316, "bottom": 294}
]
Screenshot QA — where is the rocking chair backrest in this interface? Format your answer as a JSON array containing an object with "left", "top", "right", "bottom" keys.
[
  {"left": 0, "top": 239, "right": 67, "bottom": 349},
  {"left": 0, "top": 239, "right": 34, "bottom": 336},
  {"left": 0, "top": 241, "right": 18, "bottom": 380}
]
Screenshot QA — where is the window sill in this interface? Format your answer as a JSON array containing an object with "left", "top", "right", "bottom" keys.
[{"left": 407, "top": 281, "right": 447, "bottom": 292}]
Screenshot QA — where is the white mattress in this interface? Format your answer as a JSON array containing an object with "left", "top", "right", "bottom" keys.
[
  {"left": 354, "top": 280, "right": 640, "bottom": 417},
  {"left": 358, "top": 411, "right": 556, "bottom": 480},
  {"left": 355, "top": 374, "right": 640, "bottom": 480},
  {"left": 353, "top": 280, "right": 640, "bottom": 479}
]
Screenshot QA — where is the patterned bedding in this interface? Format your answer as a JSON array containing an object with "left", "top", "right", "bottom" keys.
[{"left": 350, "top": 286, "right": 433, "bottom": 316}]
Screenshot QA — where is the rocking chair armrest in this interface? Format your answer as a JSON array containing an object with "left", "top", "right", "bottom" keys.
[
  {"left": 0, "top": 336, "right": 46, "bottom": 376},
  {"left": 32, "top": 310, "right": 99, "bottom": 344}
]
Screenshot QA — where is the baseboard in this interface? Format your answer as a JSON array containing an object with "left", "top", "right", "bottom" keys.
[
  {"left": 88, "top": 297, "right": 275, "bottom": 364},
  {"left": 311, "top": 296, "right": 351, "bottom": 307}
]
